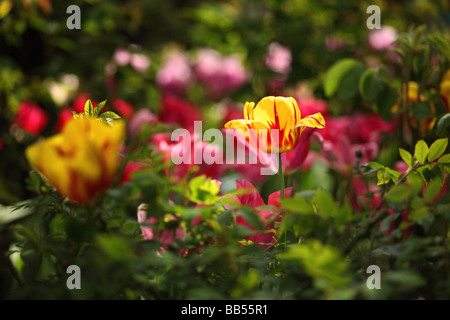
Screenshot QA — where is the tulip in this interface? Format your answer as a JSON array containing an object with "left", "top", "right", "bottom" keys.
[
  {"left": 26, "top": 118, "right": 125, "bottom": 204},
  {"left": 224, "top": 96, "right": 325, "bottom": 153}
]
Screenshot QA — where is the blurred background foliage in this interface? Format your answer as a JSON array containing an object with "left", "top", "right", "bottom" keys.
[{"left": 1, "top": 0, "right": 450, "bottom": 300}]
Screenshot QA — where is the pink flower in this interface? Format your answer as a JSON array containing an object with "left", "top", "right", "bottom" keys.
[
  {"left": 298, "top": 98, "right": 328, "bottom": 117},
  {"left": 54, "top": 108, "right": 74, "bottom": 132},
  {"left": 151, "top": 133, "right": 226, "bottom": 182},
  {"left": 265, "top": 42, "right": 292, "bottom": 74},
  {"left": 137, "top": 203, "right": 186, "bottom": 246},
  {"left": 130, "top": 53, "right": 151, "bottom": 73},
  {"left": 325, "top": 35, "right": 346, "bottom": 51},
  {"left": 195, "top": 49, "right": 249, "bottom": 98},
  {"left": 368, "top": 26, "right": 397, "bottom": 51},
  {"left": 112, "top": 98, "right": 134, "bottom": 118},
  {"left": 159, "top": 95, "right": 202, "bottom": 131},
  {"left": 113, "top": 48, "right": 131, "bottom": 66},
  {"left": 128, "top": 108, "right": 158, "bottom": 138},
  {"left": 13, "top": 101, "right": 48, "bottom": 136},
  {"left": 234, "top": 179, "right": 292, "bottom": 249},
  {"left": 0, "top": 139, "right": 3, "bottom": 151},
  {"left": 156, "top": 52, "right": 193, "bottom": 94}
]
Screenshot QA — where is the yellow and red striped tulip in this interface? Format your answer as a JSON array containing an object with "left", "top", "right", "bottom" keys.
[
  {"left": 224, "top": 96, "right": 325, "bottom": 153},
  {"left": 26, "top": 118, "right": 125, "bottom": 204}
]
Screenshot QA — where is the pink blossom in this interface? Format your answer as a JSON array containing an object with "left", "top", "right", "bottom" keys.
[
  {"left": 325, "top": 35, "right": 346, "bottom": 51},
  {"left": 151, "top": 133, "right": 226, "bottom": 182},
  {"left": 368, "top": 26, "right": 397, "bottom": 51},
  {"left": 130, "top": 53, "right": 151, "bottom": 73},
  {"left": 195, "top": 49, "right": 249, "bottom": 99},
  {"left": 128, "top": 108, "right": 158, "bottom": 138},
  {"left": 265, "top": 42, "right": 292, "bottom": 74},
  {"left": 156, "top": 52, "right": 193, "bottom": 94},
  {"left": 113, "top": 48, "right": 131, "bottom": 66}
]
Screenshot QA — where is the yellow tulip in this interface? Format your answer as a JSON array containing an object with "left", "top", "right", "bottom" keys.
[
  {"left": 224, "top": 96, "right": 325, "bottom": 153},
  {"left": 26, "top": 118, "right": 125, "bottom": 204}
]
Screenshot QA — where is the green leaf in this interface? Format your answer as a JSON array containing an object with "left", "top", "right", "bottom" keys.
[
  {"left": 100, "top": 111, "right": 121, "bottom": 119},
  {"left": 84, "top": 99, "right": 94, "bottom": 116},
  {"left": 281, "top": 197, "right": 314, "bottom": 214},
  {"left": 377, "top": 170, "right": 390, "bottom": 185},
  {"left": 237, "top": 208, "right": 263, "bottom": 230},
  {"left": 337, "top": 64, "right": 365, "bottom": 101},
  {"left": 359, "top": 69, "right": 376, "bottom": 105},
  {"left": 316, "top": 188, "right": 335, "bottom": 218},
  {"left": 94, "top": 100, "right": 107, "bottom": 116},
  {"left": 435, "top": 113, "right": 450, "bottom": 136},
  {"left": 428, "top": 138, "right": 448, "bottom": 162},
  {"left": 424, "top": 178, "right": 443, "bottom": 203},
  {"left": 399, "top": 148, "right": 413, "bottom": 168},
  {"left": 438, "top": 154, "right": 450, "bottom": 164},
  {"left": 415, "top": 140, "right": 429, "bottom": 164},
  {"left": 387, "top": 185, "right": 413, "bottom": 203},
  {"left": 324, "top": 59, "right": 361, "bottom": 97},
  {"left": 375, "top": 78, "right": 397, "bottom": 121},
  {"left": 411, "top": 101, "right": 431, "bottom": 120},
  {"left": 385, "top": 167, "right": 401, "bottom": 183},
  {"left": 369, "top": 161, "right": 385, "bottom": 170},
  {"left": 186, "top": 175, "right": 221, "bottom": 205}
]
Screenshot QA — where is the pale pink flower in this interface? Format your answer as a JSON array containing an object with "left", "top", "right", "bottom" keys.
[
  {"left": 265, "top": 42, "right": 292, "bottom": 74},
  {"left": 130, "top": 53, "right": 151, "bottom": 73},
  {"left": 113, "top": 48, "right": 131, "bottom": 66},
  {"left": 368, "top": 26, "right": 397, "bottom": 51}
]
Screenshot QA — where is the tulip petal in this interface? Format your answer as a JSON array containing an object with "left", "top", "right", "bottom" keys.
[{"left": 295, "top": 112, "right": 325, "bottom": 129}]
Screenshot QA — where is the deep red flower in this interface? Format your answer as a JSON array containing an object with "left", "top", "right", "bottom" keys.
[
  {"left": 54, "top": 108, "right": 74, "bottom": 132},
  {"left": 112, "top": 98, "right": 134, "bottom": 119},
  {"left": 159, "top": 95, "right": 202, "bottom": 131},
  {"left": 13, "top": 101, "right": 48, "bottom": 136}
]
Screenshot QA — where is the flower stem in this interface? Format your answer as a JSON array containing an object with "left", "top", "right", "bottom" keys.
[{"left": 278, "top": 152, "right": 287, "bottom": 249}]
